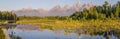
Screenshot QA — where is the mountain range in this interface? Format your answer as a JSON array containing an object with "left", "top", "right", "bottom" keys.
[{"left": 13, "top": 1, "right": 94, "bottom": 16}]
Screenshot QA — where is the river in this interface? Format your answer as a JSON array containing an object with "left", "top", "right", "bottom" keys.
[{"left": 1, "top": 24, "right": 120, "bottom": 39}]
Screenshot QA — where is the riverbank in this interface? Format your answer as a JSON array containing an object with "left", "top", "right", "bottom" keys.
[
  {"left": 0, "top": 21, "right": 8, "bottom": 25},
  {"left": 16, "top": 19, "right": 120, "bottom": 35},
  {"left": 0, "top": 27, "right": 5, "bottom": 39}
]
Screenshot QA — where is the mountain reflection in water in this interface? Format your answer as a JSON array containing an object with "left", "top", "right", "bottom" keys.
[{"left": 2, "top": 24, "right": 120, "bottom": 39}]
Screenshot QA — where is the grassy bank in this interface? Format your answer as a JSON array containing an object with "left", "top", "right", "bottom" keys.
[
  {"left": 0, "top": 21, "right": 9, "bottom": 25},
  {"left": 0, "top": 27, "right": 5, "bottom": 39},
  {"left": 16, "top": 19, "right": 120, "bottom": 35}
]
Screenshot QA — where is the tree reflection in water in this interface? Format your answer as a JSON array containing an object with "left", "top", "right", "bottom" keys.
[{"left": 1, "top": 24, "right": 120, "bottom": 39}]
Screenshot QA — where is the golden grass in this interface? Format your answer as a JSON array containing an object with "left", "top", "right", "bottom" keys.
[{"left": 16, "top": 19, "right": 120, "bottom": 35}]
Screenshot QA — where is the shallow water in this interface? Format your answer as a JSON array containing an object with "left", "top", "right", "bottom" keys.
[{"left": 1, "top": 24, "right": 120, "bottom": 39}]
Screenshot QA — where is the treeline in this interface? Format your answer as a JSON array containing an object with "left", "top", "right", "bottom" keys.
[
  {"left": 0, "top": 11, "right": 18, "bottom": 21},
  {"left": 18, "top": 16, "right": 69, "bottom": 20},
  {"left": 70, "top": 1, "right": 120, "bottom": 20}
]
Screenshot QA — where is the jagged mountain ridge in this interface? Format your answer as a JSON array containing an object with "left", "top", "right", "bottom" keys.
[{"left": 13, "top": 1, "right": 94, "bottom": 16}]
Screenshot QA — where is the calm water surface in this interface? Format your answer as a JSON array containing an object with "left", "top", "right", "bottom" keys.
[{"left": 1, "top": 24, "right": 120, "bottom": 39}]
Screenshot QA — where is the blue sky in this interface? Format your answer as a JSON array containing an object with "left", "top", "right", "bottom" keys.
[{"left": 0, "top": 0, "right": 119, "bottom": 11}]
